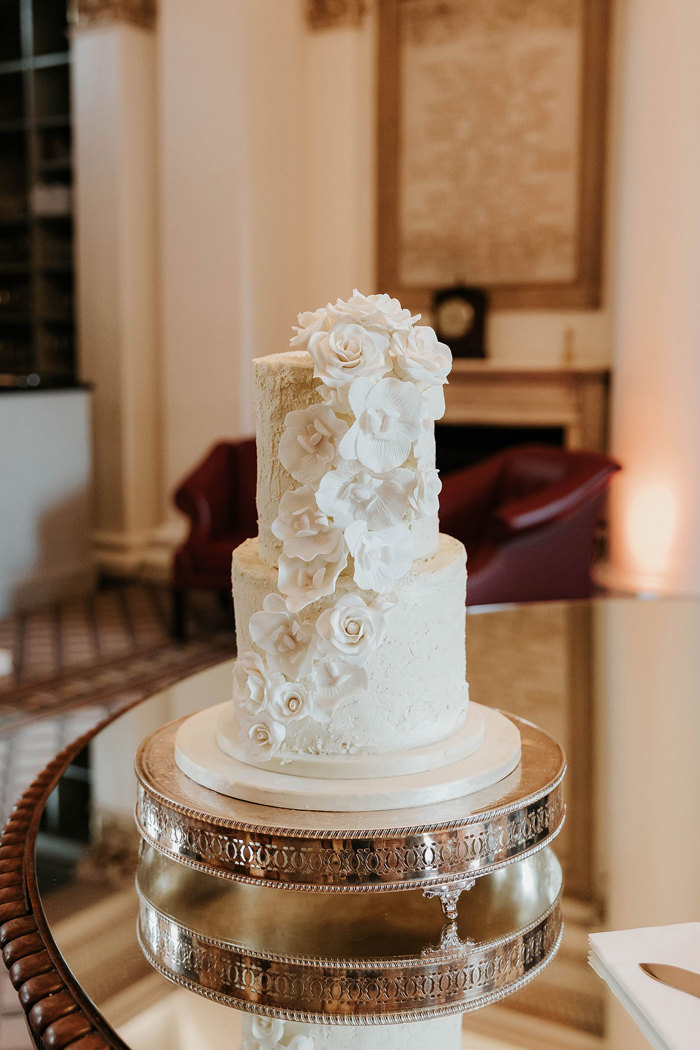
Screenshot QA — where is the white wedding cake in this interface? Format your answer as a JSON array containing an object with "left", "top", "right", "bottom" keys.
[
  {"left": 176, "top": 291, "right": 521, "bottom": 809},
  {"left": 229, "top": 292, "right": 468, "bottom": 768}
]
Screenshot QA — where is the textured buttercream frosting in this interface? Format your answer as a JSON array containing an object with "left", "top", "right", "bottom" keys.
[{"left": 233, "top": 534, "right": 468, "bottom": 755}]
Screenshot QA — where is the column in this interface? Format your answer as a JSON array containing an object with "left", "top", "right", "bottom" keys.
[
  {"left": 605, "top": 0, "right": 700, "bottom": 595},
  {"left": 71, "top": 0, "right": 161, "bottom": 575}
]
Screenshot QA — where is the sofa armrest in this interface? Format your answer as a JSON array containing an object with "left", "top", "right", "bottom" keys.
[
  {"left": 494, "top": 463, "right": 620, "bottom": 535},
  {"left": 174, "top": 444, "right": 233, "bottom": 542},
  {"left": 174, "top": 484, "right": 213, "bottom": 542},
  {"left": 439, "top": 456, "right": 504, "bottom": 521}
]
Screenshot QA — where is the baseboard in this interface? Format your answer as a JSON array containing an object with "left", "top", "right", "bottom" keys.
[
  {"left": 8, "top": 559, "right": 96, "bottom": 614},
  {"left": 91, "top": 521, "right": 186, "bottom": 582}
]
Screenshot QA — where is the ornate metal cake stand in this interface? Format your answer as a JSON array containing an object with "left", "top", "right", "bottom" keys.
[
  {"left": 136, "top": 842, "right": 563, "bottom": 1023},
  {"left": 135, "top": 712, "right": 565, "bottom": 913}
]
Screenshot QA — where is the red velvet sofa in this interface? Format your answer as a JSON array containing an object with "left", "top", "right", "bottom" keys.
[
  {"left": 172, "top": 438, "right": 257, "bottom": 637},
  {"left": 438, "top": 445, "right": 621, "bottom": 606}
]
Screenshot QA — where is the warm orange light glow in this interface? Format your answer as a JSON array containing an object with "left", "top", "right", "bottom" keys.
[{"left": 624, "top": 481, "right": 677, "bottom": 576}]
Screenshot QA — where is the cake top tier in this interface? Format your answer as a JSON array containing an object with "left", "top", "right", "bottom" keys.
[{"left": 254, "top": 291, "right": 452, "bottom": 579}]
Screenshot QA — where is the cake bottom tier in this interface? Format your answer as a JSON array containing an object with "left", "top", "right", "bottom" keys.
[
  {"left": 232, "top": 534, "right": 469, "bottom": 757},
  {"left": 174, "top": 702, "right": 522, "bottom": 811}
]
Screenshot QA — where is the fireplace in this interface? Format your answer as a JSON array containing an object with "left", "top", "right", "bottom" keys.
[
  {"left": 440, "top": 361, "right": 610, "bottom": 473},
  {"left": 436, "top": 423, "right": 565, "bottom": 476}
]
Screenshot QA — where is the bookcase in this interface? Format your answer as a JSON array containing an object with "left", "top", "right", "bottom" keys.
[{"left": 0, "top": 0, "right": 75, "bottom": 384}]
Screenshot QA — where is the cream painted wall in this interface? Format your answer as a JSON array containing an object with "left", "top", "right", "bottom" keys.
[
  {"left": 0, "top": 391, "right": 93, "bottom": 615},
  {"left": 302, "top": 18, "right": 377, "bottom": 311},
  {"left": 157, "top": 0, "right": 307, "bottom": 540},
  {"left": 604, "top": 0, "right": 700, "bottom": 596}
]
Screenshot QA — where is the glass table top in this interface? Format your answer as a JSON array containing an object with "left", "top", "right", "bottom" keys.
[{"left": 32, "top": 598, "right": 700, "bottom": 1049}]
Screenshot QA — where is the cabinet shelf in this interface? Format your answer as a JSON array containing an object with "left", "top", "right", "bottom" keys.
[
  {"left": 0, "top": 0, "right": 75, "bottom": 380},
  {"left": 0, "top": 314, "right": 31, "bottom": 325}
]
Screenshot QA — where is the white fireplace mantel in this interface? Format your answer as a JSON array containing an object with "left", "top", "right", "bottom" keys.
[{"left": 443, "top": 361, "right": 610, "bottom": 452}]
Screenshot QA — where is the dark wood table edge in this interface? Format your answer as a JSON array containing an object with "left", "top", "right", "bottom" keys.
[{"left": 0, "top": 701, "right": 152, "bottom": 1050}]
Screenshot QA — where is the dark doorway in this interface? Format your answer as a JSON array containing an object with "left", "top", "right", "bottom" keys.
[{"left": 436, "top": 424, "right": 565, "bottom": 476}]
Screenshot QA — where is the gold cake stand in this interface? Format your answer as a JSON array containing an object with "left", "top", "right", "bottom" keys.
[
  {"left": 136, "top": 842, "right": 563, "bottom": 1023},
  {"left": 135, "top": 712, "right": 565, "bottom": 906}
]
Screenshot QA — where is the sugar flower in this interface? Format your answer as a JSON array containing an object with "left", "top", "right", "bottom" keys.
[
  {"left": 345, "top": 521, "right": 414, "bottom": 592},
  {"left": 308, "top": 320, "right": 391, "bottom": 389},
  {"left": 414, "top": 420, "right": 437, "bottom": 464},
  {"left": 248, "top": 593, "right": 312, "bottom": 676},
  {"left": 271, "top": 486, "right": 340, "bottom": 561},
  {"left": 420, "top": 382, "right": 446, "bottom": 421},
  {"left": 268, "top": 678, "right": 309, "bottom": 722},
  {"left": 308, "top": 658, "right": 368, "bottom": 722},
  {"left": 315, "top": 460, "right": 412, "bottom": 531},
  {"left": 392, "top": 325, "right": 452, "bottom": 385},
  {"left": 289, "top": 305, "right": 329, "bottom": 349},
  {"left": 315, "top": 593, "right": 386, "bottom": 664},
  {"left": 287, "top": 1038, "right": 314, "bottom": 1050},
  {"left": 317, "top": 381, "right": 351, "bottom": 415},
  {"left": 244, "top": 718, "right": 286, "bottom": 761},
  {"left": 233, "top": 651, "right": 282, "bottom": 716},
  {"left": 338, "top": 376, "right": 423, "bottom": 473},
  {"left": 279, "top": 404, "right": 348, "bottom": 485},
  {"left": 409, "top": 466, "right": 442, "bottom": 517},
  {"left": 251, "top": 1016, "right": 286, "bottom": 1048},
  {"left": 329, "top": 289, "right": 418, "bottom": 333},
  {"left": 278, "top": 542, "right": 348, "bottom": 613}
]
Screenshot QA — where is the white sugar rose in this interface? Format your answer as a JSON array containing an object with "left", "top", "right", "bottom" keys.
[
  {"left": 345, "top": 521, "right": 414, "bottom": 592},
  {"left": 338, "top": 376, "right": 423, "bottom": 473},
  {"left": 248, "top": 593, "right": 311, "bottom": 677},
  {"left": 318, "top": 381, "right": 351, "bottom": 415},
  {"left": 308, "top": 320, "right": 391, "bottom": 389},
  {"left": 244, "top": 718, "right": 286, "bottom": 761},
  {"left": 315, "top": 593, "right": 386, "bottom": 664},
  {"left": 268, "top": 679, "right": 309, "bottom": 722},
  {"left": 251, "top": 1016, "right": 286, "bottom": 1047},
  {"left": 329, "top": 289, "right": 418, "bottom": 333},
  {"left": 279, "top": 404, "right": 348, "bottom": 485},
  {"left": 287, "top": 1037, "right": 314, "bottom": 1050},
  {"left": 409, "top": 466, "right": 442, "bottom": 517},
  {"left": 278, "top": 542, "right": 348, "bottom": 613},
  {"left": 271, "top": 486, "right": 340, "bottom": 562},
  {"left": 392, "top": 325, "right": 452, "bottom": 385},
  {"left": 233, "top": 651, "right": 283, "bottom": 715},
  {"left": 290, "top": 304, "right": 330, "bottom": 349},
  {"left": 308, "top": 658, "right": 368, "bottom": 722},
  {"left": 316, "top": 460, "right": 412, "bottom": 531}
]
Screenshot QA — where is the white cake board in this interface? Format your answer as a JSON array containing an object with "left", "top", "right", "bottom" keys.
[
  {"left": 174, "top": 702, "right": 521, "bottom": 812},
  {"left": 216, "top": 701, "right": 486, "bottom": 779}
]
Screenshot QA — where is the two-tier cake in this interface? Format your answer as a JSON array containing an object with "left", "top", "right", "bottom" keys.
[{"left": 174, "top": 291, "right": 521, "bottom": 810}]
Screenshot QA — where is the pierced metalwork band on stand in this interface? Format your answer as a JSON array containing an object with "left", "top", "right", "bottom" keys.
[
  {"left": 136, "top": 844, "right": 564, "bottom": 1022},
  {"left": 135, "top": 713, "right": 566, "bottom": 892}
]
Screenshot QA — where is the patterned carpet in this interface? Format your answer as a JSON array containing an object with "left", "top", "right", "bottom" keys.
[
  {"left": 0, "top": 585, "right": 235, "bottom": 821},
  {"left": 0, "top": 584, "right": 236, "bottom": 1048}
]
